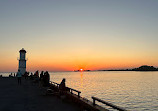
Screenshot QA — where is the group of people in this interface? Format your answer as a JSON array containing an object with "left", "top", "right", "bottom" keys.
[
  {"left": 16, "top": 70, "right": 50, "bottom": 86},
  {"left": 16, "top": 69, "right": 67, "bottom": 96},
  {"left": 39, "top": 71, "right": 50, "bottom": 87}
]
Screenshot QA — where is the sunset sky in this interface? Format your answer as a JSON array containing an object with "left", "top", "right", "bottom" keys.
[{"left": 0, "top": 0, "right": 158, "bottom": 72}]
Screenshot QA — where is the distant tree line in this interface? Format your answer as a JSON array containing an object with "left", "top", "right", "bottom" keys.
[
  {"left": 97, "top": 65, "right": 158, "bottom": 71},
  {"left": 132, "top": 65, "right": 158, "bottom": 71}
]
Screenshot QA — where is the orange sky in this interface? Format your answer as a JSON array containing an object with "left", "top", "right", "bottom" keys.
[{"left": 0, "top": 48, "right": 158, "bottom": 72}]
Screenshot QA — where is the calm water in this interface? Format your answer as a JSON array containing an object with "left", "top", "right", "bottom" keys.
[{"left": 1, "top": 71, "right": 158, "bottom": 111}]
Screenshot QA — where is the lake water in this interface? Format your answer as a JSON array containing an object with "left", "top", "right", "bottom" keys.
[{"left": 1, "top": 71, "right": 158, "bottom": 111}]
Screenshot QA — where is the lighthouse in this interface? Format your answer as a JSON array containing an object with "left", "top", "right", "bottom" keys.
[{"left": 18, "top": 48, "right": 27, "bottom": 75}]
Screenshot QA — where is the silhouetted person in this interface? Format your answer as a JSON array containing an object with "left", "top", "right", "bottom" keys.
[
  {"left": 35, "top": 70, "right": 39, "bottom": 77},
  {"left": 39, "top": 71, "right": 44, "bottom": 87},
  {"left": 46, "top": 71, "right": 50, "bottom": 86},
  {"left": 33, "top": 70, "right": 39, "bottom": 83},
  {"left": 16, "top": 69, "right": 22, "bottom": 85},
  {"left": 45, "top": 71, "right": 50, "bottom": 86},
  {"left": 40, "top": 71, "right": 44, "bottom": 81},
  {"left": 24, "top": 71, "right": 27, "bottom": 79},
  {"left": 59, "top": 78, "right": 66, "bottom": 95},
  {"left": 43, "top": 71, "right": 50, "bottom": 87},
  {"left": 30, "top": 72, "right": 33, "bottom": 80}
]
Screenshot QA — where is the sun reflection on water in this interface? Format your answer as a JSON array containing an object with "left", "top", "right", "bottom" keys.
[{"left": 80, "top": 72, "right": 83, "bottom": 89}]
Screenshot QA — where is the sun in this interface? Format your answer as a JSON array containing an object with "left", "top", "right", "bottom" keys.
[{"left": 80, "top": 69, "right": 83, "bottom": 71}]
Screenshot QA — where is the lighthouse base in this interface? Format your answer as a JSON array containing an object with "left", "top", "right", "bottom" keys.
[{"left": 19, "top": 68, "right": 26, "bottom": 75}]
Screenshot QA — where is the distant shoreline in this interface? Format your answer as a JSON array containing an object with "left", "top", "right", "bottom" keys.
[
  {"left": 75, "top": 65, "right": 158, "bottom": 72},
  {"left": 97, "top": 70, "right": 158, "bottom": 71}
]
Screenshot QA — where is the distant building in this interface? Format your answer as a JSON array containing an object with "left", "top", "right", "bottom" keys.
[{"left": 18, "top": 48, "right": 27, "bottom": 74}]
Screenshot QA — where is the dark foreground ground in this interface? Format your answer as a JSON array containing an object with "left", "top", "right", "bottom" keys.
[{"left": 0, "top": 77, "right": 80, "bottom": 111}]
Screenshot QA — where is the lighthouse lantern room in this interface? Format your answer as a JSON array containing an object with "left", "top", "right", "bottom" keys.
[{"left": 18, "top": 48, "right": 27, "bottom": 75}]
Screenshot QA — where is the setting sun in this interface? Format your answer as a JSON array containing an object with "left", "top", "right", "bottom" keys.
[{"left": 80, "top": 69, "right": 83, "bottom": 71}]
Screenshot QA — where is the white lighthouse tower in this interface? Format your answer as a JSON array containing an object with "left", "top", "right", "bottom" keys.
[{"left": 18, "top": 48, "right": 27, "bottom": 75}]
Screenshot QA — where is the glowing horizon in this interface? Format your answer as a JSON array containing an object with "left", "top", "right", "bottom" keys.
[{"left": 0, "top": 48, "right": 158, "bottom": 72}]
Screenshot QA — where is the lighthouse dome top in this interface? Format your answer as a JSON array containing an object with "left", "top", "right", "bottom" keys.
[{"left": 19, "top": 48, "right": 26, "bottom": 53}]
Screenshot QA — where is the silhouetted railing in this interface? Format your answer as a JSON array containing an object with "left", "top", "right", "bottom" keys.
[
  {"left": 92, "top": 96, "right": 128, "bottom": 111},
  {"left": 49, "top": 81, "right": 81, "bottom": 97},
  {"left": 69, "top": 88, "right": 81, "bottom": 97},
  {"left": 49, "top": 81, "right": 127, "bottom": 111}
]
